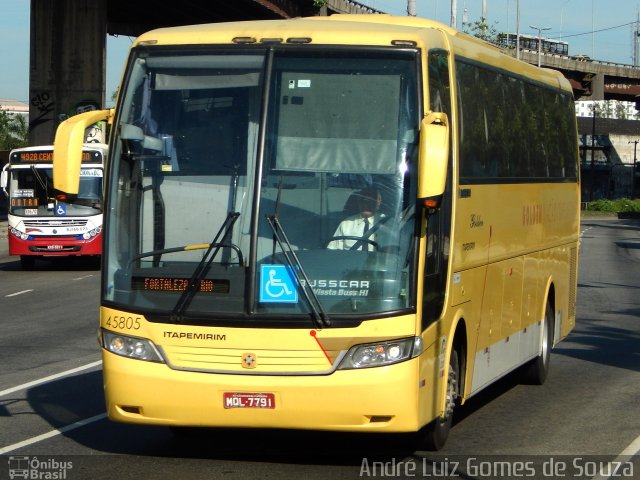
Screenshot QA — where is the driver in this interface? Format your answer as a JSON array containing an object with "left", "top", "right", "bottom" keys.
[{"left": 327, "top": 187, "right": 384, "bottom": 251}]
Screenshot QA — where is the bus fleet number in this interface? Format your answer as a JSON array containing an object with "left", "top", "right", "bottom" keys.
[{"left": 105, "top": 315, "right": 141, "bottom": 330}]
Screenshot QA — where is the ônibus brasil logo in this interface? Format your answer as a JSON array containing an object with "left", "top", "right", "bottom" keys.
[{"left": 7, "top": 456, "right": 73, "bottom": 479}]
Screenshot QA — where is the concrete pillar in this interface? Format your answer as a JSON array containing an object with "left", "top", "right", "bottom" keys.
[
  {"left": 587, "top": 73, "right": 605, "bottom": 101},
  {"left": 29, "top": 0, "right": 107, "bottom": 146}
]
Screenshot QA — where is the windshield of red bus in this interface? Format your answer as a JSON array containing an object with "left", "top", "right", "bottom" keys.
[{"left": 8, "top": 166, "right": 102, "bottom": 216}]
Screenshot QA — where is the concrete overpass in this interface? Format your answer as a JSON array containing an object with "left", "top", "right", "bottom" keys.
[
  {"left": 28, "top": 0, "right": 640, "bottom": 146},
  {"left": 28, "top": 0, "right": 382, "bottom": 145},
  {"left": 519, "top": 50, "right": 640, "bottom": 102},
  {"left": 105, "top": 0, "right": 380, "bottom": 37}
]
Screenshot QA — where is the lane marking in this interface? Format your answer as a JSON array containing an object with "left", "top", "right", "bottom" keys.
[
  {"left": 5, "top": 289, "right": 34, "bottom": 297},
  {"left": 617, "top": 434, "right": 640, "bottom": 457},
  {"left": 0, "top": 361, "right": 105, "bottom": 453},
  {"left": 73, "top": 274, "right": 95, "bottom": 281},
  {"left": 0, "top": 413, "right": 107, "bottom": 454},
  {"left": 0, "top": 360, "right": 102, "bottom": 398},
  {"left": 591, "top": 434, "right": 640, "bottom": 480}
]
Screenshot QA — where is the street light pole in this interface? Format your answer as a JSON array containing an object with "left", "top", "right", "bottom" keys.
[
  {"left": 630, "top": 140, "right": 639, "bottom": 198},
  {"left": 451, "top": 0, "right": 457, "bottom": 28},
  {"left": 407, "top": 0, "right": 416, "bottom": 16},
  {"left": 529, "top": 25, "right": 551, "bottom": 67},
  {"left": 516, "top": 0, "right": 521, "bottom": 60}
]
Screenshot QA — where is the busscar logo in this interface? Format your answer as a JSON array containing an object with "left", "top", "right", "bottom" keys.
[{"left": 7, "top": 456, "right": 73, "bottom": 479}]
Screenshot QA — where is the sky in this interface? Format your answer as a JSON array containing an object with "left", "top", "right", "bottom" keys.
[
  {"left": 1, "top": 0, "right": 639, "bottom": 104},
  {"left": 361, "top": 0, "right": 640, "bottom": 62},
  {"left": 0, "top": 0, "right": 133, "bottom": 104}
]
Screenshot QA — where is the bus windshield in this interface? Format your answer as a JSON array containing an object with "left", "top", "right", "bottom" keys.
[
  {"left": 105, "top": 47, "right": 420, "bottom": 324},
  {"left": 9, "top": 167, "right": 102, "bottom": 216}
]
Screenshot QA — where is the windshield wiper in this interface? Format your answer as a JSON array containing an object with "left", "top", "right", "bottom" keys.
[
  {"left": 30, "top": 165, "right": 49, "bottom": 201},
  {"left": 170, "top": 211, "right": 241, "bottom": 323},
  {"left": 130, "top": 241, "right": 244, "bottom": 266},
  {"left": 265, "top": 214, "right": 330, "bottom": 329}
]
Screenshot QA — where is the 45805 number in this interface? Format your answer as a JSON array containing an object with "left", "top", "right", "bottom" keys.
[{"left": 104, "top": 315, "right": 141, "bottom": 330}]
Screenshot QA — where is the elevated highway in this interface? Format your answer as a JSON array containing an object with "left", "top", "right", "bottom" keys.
[
  {"left": 28, "top": 0, "right": 381, "bottom": 145},
  {"left": 519, "top": 50, "right": 640, "bottom": 101},
  {"left": 27, "top": 0, "right": 640, "bottom": 145},
  {"left": 106, "top": 0, "right": 381, "bottom": 37}
]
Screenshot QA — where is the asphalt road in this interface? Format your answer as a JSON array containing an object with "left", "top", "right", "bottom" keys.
[{"left": 0, "top": 217, "right": 639, "bottom": 480}]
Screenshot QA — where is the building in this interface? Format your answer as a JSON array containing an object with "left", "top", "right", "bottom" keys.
[
  {"left": 578, "top": 117, "right": 640, "bottom": 200},
  {"left": 0, "top": 98, "right": 29, "bottom": 120},
  {"left": 575, "top": 100, "right": 638, "bottom": 120},
  {"left": 0, "top": 99, "right": 29, "bottom": 218}
]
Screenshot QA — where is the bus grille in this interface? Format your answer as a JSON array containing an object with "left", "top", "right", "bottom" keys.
[
  {"left": 161, "top": 345, "right": 339, "bottom": 374},
  {"left": 29, "top": 245, "right": 82, "bottom": 253},
  {"left": 23, "top": 219, "right": 88, "bottom": 227}
]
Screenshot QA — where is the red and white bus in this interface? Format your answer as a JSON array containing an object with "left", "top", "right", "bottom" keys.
[{"left": 1, "top": 144, "right": 107, "bottom": 269}]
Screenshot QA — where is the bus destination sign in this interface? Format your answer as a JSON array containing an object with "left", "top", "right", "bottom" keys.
[
  {"left": 132, "top": 276, "right": 230, "bottom": 294},
  {"left": 12, "top": 150, "right": 103, "bottom": 164}
]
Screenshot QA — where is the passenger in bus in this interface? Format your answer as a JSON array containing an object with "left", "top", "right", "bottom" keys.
[{"left": 327, "top": 187, "right": 385, "bottom": 251}]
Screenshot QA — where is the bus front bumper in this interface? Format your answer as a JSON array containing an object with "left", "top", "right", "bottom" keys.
[
  {"left": 8, "top": 232, "right": 102, "bottom": 257},
  {"left": 102, "top": 350, "right": 425, "bottom": 433}
]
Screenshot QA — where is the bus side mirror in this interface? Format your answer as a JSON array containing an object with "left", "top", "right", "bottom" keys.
[
  {"left": 0, "top": 169, "right": 7, "bottom": 191},
  {"left": 53, "top": 108, "right": 113, "bottom": 202},
  {"left": 418, "top": 112, "right": 449, "bottom": 208}
]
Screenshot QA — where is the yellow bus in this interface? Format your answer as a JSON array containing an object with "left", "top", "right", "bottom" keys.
[{"left": 52, "top": 14, "right": 579, "bottom": 450}]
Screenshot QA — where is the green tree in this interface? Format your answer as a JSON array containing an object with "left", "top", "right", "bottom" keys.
[
  {"left": 614, "top": 101, "right": 629, "bottom": 120},
  {"left": 463, "top": 17, "right": 499, "bottom": 43},
  {"left": 0, "top": 110, "right": 28, "bottom": 150}
]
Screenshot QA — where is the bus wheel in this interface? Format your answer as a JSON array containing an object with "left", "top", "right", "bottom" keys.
[
  {"left": 421, "top": 347, "right": 459, "bottom": 451},
  {"left": 20, "top": 255, "right": 36, "bottom": 270},
  {"left": 522, "top": 300, "right": 554, "bottom": 385}
]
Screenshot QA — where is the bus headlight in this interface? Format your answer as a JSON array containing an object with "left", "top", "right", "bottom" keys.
[
  {"left": 101, "top": 329, "right": 165, "bottom": 363},
  {"left": 11, "top": 227, "right": 31, "bottom": 241},
  {"left": 82, "top": 226, "right": 102, "bottom": 240},
  {"left": 337, "top": 337, "right": 422, "bottom": 370}
]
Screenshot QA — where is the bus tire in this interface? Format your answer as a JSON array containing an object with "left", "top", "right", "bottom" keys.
[
  {"left": 421, "top": 347, "right": 459, "bottom": 451},
  {"left": 20, "top": 255, "right": 36, "bottom": 270},
  {"left": 522, "top": 300, "right": 554, "bottom": 385}
]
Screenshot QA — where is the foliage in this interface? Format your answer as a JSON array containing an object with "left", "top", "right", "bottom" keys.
[
  {"left": 313, "top": 0, "right": 327, "bottom": 7},
  {"left": 614, "top": 102, "right": 629, "bottom": 120},
  {"left": 585, "top": 198, "right": 640, "bottom": 213},
  {"left": 463, "top": 17, "right": 499, "bottom": 43},
  {"left": 0, "top": 110, "right": 28, "bottom": 150}
]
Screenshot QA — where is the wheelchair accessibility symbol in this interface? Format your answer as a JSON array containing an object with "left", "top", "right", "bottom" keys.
[
  {"left": 259, "top": 265, "right": 298, "bottom": 303},
  {"left": 55, "top": 203, "right": 67, "bottom": 216}
]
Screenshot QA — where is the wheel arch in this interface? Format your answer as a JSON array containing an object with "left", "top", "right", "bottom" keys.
[
  {"left": 542, "top": 279, "right": 557, "bottom": 346},
  {"left": 440, "top": 313, "right": 468, "bottom": 407},
  {"left": 451, "top": 319, "right": 467, "bottom": 401}
]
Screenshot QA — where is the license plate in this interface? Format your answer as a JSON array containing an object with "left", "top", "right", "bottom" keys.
[{"left": 223, "top": 392, "right": 275, "bottom": 409}]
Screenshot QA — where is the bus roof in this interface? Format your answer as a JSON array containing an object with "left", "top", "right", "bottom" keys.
[
  {"left": 133, "top": 15, "right": 572, "bottom": 93},
  {"left": 134, "top": 14, "right": 486, "bottom": 48}
]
